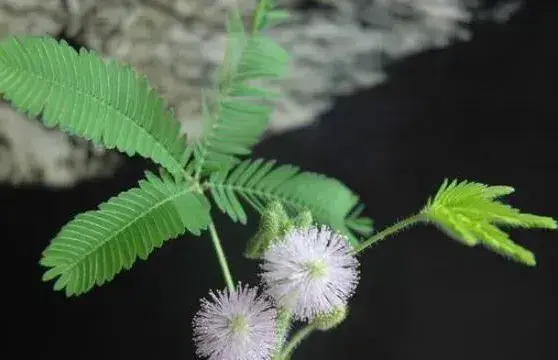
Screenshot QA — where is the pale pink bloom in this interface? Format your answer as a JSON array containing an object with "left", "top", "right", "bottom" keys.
[
  {"left": 193, "top": 284, "right": 277, "bottom": 360},
  {"left": 260, "top": 226, "right": 360, "bottom": 321}
]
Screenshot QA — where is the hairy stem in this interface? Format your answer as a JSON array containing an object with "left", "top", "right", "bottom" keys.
[
  {"left": 271, "top": 310, "right": 292, "bottom": 360},
  {"left": 352, "top": 213, "right": 424, "bottom": 254},
  {"left": 208, "top": 220, "right": 235, "bottom": 291},
  {"left": 279, "top": 323, "right": 317, "bottom": 359}
]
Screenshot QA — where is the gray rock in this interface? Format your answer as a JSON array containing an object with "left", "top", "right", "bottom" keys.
[{"left": 0, "top": 103, "right": 120, "bottom": 186}]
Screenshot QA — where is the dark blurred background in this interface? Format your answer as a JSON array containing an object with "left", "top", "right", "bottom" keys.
[{"left": 1, "top": 1, "right": 556, "bottom": 359}]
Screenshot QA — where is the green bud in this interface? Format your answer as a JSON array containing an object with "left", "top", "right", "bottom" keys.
[
  {"left": 312, "top": 306, "right": 348, "bottom": 331},
  {"left": 244, "top": 201, "right": 291, "bottom": 259},
  {"left": 292, "top": 209, "right": 313, "bottom": 229}
]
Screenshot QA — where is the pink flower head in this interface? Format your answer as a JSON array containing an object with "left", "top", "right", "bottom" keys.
[
  {"left": 193, "top": 284, "right": 277, "bottom": 360},
  {"left": 260, "top": 226, "right": 360, "bottom": 321}
]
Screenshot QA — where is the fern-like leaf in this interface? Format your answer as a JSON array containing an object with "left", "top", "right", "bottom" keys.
[
  {"left": 0, "top": 36, "right": 191, "bottom": 178},
  {"left": 40, "top": 172, "right": 211, "bottom": 296},
  {"left": 193, "top": 2, "right": 290, "bottom": 175},
  {"left": 204, "top": 158, "right": 372, "bottom": 245},
  {"left": 422, "top": 179, "right": 557, "bottom": 266}
]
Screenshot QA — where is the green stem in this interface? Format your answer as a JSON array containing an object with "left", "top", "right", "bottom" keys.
[
  {"left": 352, "top": 213, "right": 424, "bottom": 254},
  {"left": 208, "top": 220, "right": 235, "bottom": 291},
  {"left": 271, "top": 310, "right": 293, "bottom": 360},
  {"left": 279, "top": 324, "right": 317, "bottom": 360}
]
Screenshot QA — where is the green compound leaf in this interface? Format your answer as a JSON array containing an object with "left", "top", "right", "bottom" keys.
[
  {"left": 252, "top": 0, "right": 291, "bottom": 31},
  {"left": 422, "top": 179, "right": 557, "bottom": 266},
  {"left": 0, "top": 36, "right": 191, "bottom": 178},
  {"left": 40, "top": 172, "right": 211, "bottom": 296},
  {"left": 193, "top": 4, "right": 290, "bottom": 175},
  {"left": 204, "top": 158, "right": 372, "bottom": 246}
]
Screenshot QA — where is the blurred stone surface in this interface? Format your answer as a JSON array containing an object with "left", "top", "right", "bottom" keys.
[
  {"left": 0, "top": 0, "right": 521, "bottom": 187},
  {"left": 0, "top": 103, "right": 120, "bottom": 186}
]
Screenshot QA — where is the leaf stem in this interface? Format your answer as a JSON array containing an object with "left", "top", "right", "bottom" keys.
[
  {"left": 352, "top": 213, "right": 424, "bottom": 254},
  {"left": 208, "top": 220, "right": 235, "bottom": 291},
  {"left": 279, "top": 323, "right": 317, "bottom": 359}
]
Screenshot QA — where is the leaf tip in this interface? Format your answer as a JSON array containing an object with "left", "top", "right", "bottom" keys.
[{"left": 523, "top": 252, "right": 537, "bottom": 267}]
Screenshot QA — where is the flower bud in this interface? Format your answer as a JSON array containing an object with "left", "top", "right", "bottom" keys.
[
  {"left": 245, "top": 201, "right": 291, "bottom": 259},
  {"left": 293, "top": 210, "right": 313, "bottom": 229},
  {"left": 312, "top": 306, "right": 348, "bottom": 331}
]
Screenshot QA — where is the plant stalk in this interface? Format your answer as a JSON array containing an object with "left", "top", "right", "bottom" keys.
[
  {"left": 279, "top": 323, "right": 317, "bottom": 360},
  {"left": 208, "top": 220, "right": 235, "bottom": 291},
  {"left": 352, "top": 213, "right": 424, "bottom": 254}
]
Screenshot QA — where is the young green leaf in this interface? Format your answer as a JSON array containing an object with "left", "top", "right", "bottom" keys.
[
  {"left": 193, "top": 5, "right": 290, "bottom": 176},
  {"left": 0, "top": 36, "right": 191, "bottom": 178},
  {"left": 248, "top": 0, "right": 291, "bottom": 37},
  {"left": 204, "top": 158, "right": 372, "bottom": 245},
  {"left": 40, "top": 172, "right": 211, "bottom": 296},
  {"left": 422, "top": 179, "right": 557, "bottom": 266}
]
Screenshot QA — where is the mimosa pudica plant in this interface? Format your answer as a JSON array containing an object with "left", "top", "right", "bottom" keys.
[{"left": 0, "top": 1, "right": 555, "bottom": 359}]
